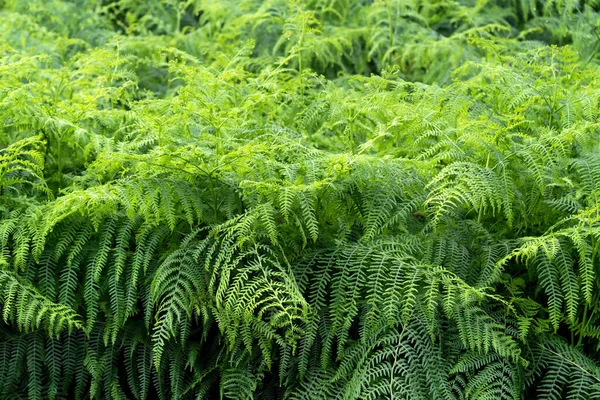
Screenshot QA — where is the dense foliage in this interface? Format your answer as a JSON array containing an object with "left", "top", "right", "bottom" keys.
[{"left": 2, "top": 0, "right": 600, "bottom": 398}]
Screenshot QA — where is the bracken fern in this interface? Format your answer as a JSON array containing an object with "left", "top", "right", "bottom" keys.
[{"left": 1, "top": 0, "right": 600, "bottom": 399}]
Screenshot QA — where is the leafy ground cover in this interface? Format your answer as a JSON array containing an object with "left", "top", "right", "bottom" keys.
[{"left": 2, "top": 0, "right": 600, "bottom": 399}]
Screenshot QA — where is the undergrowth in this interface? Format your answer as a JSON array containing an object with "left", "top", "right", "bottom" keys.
[{"left": 2, "top": 0, "right": 600, "bottom": 399}]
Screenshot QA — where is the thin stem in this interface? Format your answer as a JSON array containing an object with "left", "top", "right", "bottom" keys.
[
  {"left": 577, "top": 302, "right": 589, "bottom": 346},
  {"left": 478, "top": 153, "right": 491, "bottom": 223},
  {"left": 387, "top": 0, "right": 393, "bottom": 49}
]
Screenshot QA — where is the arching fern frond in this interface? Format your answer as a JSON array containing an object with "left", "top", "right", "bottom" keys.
[{"left": 0, "top": 269, "right": 82, "bottom": 337}]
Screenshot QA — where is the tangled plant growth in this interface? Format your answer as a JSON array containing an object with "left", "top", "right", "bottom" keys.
[{"left": 2, "top": 0, "right": 600, "bottom": 398}]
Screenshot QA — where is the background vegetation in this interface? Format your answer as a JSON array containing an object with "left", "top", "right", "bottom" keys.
[{"left": 2, "top": 0, "right": 600, "bottom": 398}]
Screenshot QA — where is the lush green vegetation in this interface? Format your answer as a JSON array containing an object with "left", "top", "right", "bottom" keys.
[{"left": 2, "top": 0, "right": 600, "bottom": 398}]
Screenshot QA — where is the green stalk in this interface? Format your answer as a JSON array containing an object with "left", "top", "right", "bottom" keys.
[
  {"left": 387, "top": 0, "right": 393, "bottom": 49},
  {"left": 478, "top": 153, "right": 491, "bottom": 223},
  {"left": 57, "top": 134, "right": 63, "bottom": 190}
]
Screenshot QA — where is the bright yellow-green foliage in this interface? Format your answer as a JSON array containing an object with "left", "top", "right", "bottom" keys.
[{"left": 1, "top": 0, "right": 600, "bottom": 399}]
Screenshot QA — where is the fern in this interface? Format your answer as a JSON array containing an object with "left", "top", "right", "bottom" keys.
[
  {"left": 1, "top": 0, "right": 600, "bottom": 398},
  {"left": 0, "top": 269, "right": 81, "bottom": 337}
]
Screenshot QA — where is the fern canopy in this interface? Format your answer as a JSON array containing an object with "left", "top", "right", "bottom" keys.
[{"left": 1, "top": 0, "right": 600, "bottom": 398}]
